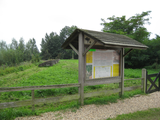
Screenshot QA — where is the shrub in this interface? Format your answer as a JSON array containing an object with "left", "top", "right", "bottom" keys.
[{"left": 31, "top": 54, "right": 40, "bottom": 63}]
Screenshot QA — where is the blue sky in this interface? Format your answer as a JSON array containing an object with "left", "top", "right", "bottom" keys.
[{"left": 0, "top": 0, "right": 159, "bottom": 50}]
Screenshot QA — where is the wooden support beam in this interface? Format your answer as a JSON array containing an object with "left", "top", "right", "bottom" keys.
[
  {"left": 78, "top": 32, "right": 85, "bottom": 105},
  {"left": 69, "top": 43, "right": 79, "bottom": 55},
  {"left": 83, "top": 40, "right": 97, "bottom": 56},
  {"left": 119, "top": 48, "right": 124, "bottom": 96},
  {"left": 123, "top": 49, "right": 133, "bottom": 57},
  {"left": 62, "top": 34, "right": 78, "bottom": 49}
]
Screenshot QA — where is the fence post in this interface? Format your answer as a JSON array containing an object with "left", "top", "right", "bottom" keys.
[
  {"left": 159, "top": 72, "right": 160, "bottom": 91},
  {"left": 142, "top": 68, "right": 146, "bottom": 93},
  {"left": 32, "top": 90, "right": 35, "bottom": 111}
]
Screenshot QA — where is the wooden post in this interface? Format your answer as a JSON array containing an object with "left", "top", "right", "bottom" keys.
[
  {"left": 119, "top": 48, "right": 124, "bottom": 96},
  {"left": 78, "top": 32, "right": 85, "bottom": 105},
  {"left": 31, "top": 90, "right": 35, "bottom": 111},
  {"left": 159, "top": 72, "right": 160, "bottom": 91},
  {"left": 142, "top": 68, "right": 146, "bottom": 93},
  {"left": 146, "top": 71, "right": 148, "bottom": 93}
]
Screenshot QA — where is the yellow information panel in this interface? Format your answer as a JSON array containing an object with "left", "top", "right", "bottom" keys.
[
  {"left": 86, "top": 49, "right": 120, "bottom": 79},
  {"left": 86, "top": 51, "right": 92, "bottom": 63}
]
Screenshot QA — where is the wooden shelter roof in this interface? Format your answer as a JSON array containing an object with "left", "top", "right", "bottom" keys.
[{"left": 61, "top": 29, "right": 148, "bottom": 50}]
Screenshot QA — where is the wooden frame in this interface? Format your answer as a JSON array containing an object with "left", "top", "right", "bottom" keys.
[{"left": 77, "top": 32, "right": 126, "bottom": 104}]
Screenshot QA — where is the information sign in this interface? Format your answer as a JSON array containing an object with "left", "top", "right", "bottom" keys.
[{"left": 86, "top": 49, "right": 120, "bottom": 79}]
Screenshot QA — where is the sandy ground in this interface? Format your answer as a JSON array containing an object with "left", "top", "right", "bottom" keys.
[{"left": 15, "top": 91, "right": 160, "bottom": 120}]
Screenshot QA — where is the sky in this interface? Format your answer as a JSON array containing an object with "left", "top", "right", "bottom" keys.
[{"left": 0, "top": 0, "right": 160, "bottom": 51}]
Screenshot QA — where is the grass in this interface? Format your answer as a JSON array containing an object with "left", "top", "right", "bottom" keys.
[
  {"left": 0, "top": 59, "right": 160, "bottom": 102},
  {"left": 0, "top": 61, "right": 39, "bottom": 76},
  {"left": 108, "top": 108, "right": 160, "bottom": 120},
  {"left": 0, "top": 89, "right": 143, "bottom": 120},
  {"left": 0, "top": 59, "right": 160, "bottom": 119}
]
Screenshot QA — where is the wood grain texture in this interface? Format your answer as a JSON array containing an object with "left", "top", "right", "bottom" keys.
[
  {"left": 69, "top": 43, "right": 79, "bottom": 55},
  {"left": 124, "top": 86, "right": 141, "bottom": 91},
  {"left": 124, "top": 78, "right": 142, "bottom": 81},
  {"left": 85, "top": 77, "right": 121, "bottom": 86},
  {"left": 32, "top": 90, "right": 35, "bottom": 111},
  {"left": 83, "top": 40, "right": 96, "bottom": 56},
  {"left": 142, "top": 69, "right": 146, "bottom": 93},
  {"left": 0, "top": 85, "right": 142, "bottom": 109},
  {"left": 84, "top": 88, "right": 121, "bottom": 98},
  {"left": 0, "top": 94, "right": 80, "bottom": 109},
  {"left": 0, "top": 84, "right": 80, "bottom": 92},
  {"left": 78, "top": 32, "right": 85, "bottom": 105},
  {"left": 119, "top": 48, "right": 124, "bottom": 96},
  {"left": 0, "top": 88, "right": 121, "bottom": 109}
]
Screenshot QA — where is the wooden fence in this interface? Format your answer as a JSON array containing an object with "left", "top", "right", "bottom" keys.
[{"left": 0, "top": 69, "right": 146, "bottom": 110}]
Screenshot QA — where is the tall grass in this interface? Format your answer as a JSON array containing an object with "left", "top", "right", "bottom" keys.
[{"left": 0, "top": 62, "right": 34, "bottom": 76}]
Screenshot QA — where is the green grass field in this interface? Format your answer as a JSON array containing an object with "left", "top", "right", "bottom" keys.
[
  {"left": 0, "top": 59, "right": 160, "bottom": 102},
  {"left": 108, "top": 108, "right": 160, "bottom": 120},
  {"left": 0, "top": 59, "right": 160, "bottom": 120}
]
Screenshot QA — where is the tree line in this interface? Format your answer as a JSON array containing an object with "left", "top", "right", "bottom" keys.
[
  {"left": 0, "top": 38, "right": 39, "bottom": 66},
  {"left": 40, "top": 25, "right": 78, "bottom": 60},
  {"left": 0, "top": 26, "right": 78, "bottom": 66},
  {"left": 1, "top": 11, "right": 160, "bottom": 69}
]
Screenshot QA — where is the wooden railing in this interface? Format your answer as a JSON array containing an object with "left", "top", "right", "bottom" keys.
[{"left": 0, "top": 69, "right": 146, "bottom": 110}]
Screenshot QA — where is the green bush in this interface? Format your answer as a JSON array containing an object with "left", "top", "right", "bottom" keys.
[
  {"left": 31, "top": 54, "right": 40, "bottom": 63},
  {"left": 145, "top": 63, "right": 160, "bottom": 69}
]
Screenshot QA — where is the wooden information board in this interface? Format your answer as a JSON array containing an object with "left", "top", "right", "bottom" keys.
[{"left": 86, "top": 49, "right": 120, "bottom": 79}]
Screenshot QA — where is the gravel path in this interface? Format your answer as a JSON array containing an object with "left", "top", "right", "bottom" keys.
[{"left": 15, "top": 91, "right": 160, "bottom": 120}]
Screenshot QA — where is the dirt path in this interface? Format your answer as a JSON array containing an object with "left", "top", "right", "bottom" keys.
[{"left": 15, "top": 91, "right": 160, "bottom": 120}]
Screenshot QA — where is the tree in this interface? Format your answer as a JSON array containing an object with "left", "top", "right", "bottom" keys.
[
  {"left": 40, "top": 32, "right": 61, "bottom": 59},
  {"left": 0, "top": 37, "right": 40, "bottom": 66},
  {"left": 144, "top": 35, "right": 160, "bottom": 66},
  {"left": 101, "top": 11, "right": 152, "bottom": 68},
  {"left": 0, "top": 40, "right": 7, "bottom": 50},
  {"left": 59, "top": 25, "right": 77, "bottom": 59},
  {"left": 10, "top": 38, "right": 18, "bottom": 50},
  {"left": 101, "top": 11, "right": 151, "bottom": 42},
  {"left": 40, "top": 25, "right": 78, "bottom": 60}
]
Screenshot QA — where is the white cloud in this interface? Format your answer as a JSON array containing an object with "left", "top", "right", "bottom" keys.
[{"left": 0, "top": 0, "right": 160, "bottom": 50}]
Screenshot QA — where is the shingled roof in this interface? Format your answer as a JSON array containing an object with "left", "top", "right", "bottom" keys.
[{"left": 61, "top": 29, "right": 148, "bottom": 50}]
